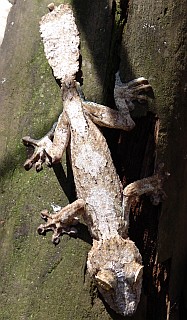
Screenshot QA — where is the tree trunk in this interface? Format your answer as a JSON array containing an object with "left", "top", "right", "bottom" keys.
[
  {"left": 0, "top": 1, "right": 121, "bottom": 319},
  {"left": 0, "top": 1, "right": 186, "bottom": 320},
  {"left": 119, "top": 1, "right": 187, "bottom": 320}
]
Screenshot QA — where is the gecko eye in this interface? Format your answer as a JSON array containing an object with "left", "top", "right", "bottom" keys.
[{"left": 95, "top": 269, "right": 116, "bottom": 291}]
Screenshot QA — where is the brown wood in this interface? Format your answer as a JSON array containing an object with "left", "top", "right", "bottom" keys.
[{"left": 118, "top": 1, "right": 187, "bottom": 319}]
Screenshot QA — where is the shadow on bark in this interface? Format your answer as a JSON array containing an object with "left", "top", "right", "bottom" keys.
[{"left": 1, "top": 1, "right": 184, "bottom": 319}]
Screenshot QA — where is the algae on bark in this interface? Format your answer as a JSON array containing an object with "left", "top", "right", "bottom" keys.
[
  {"left": 0, "top": 1, "right": 126, "bottom": 319},
  {"left": 3, "top": 1, "right": 185, "bottom": 319}
]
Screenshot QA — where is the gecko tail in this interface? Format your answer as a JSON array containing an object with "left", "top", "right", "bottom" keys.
[{"left": 40, "top": 4, "right": 80, "bottom": 83}]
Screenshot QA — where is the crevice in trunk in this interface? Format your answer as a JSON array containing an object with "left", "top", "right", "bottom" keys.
[{"left": 114, "top": 111, "right": 171, "bottom": 320}]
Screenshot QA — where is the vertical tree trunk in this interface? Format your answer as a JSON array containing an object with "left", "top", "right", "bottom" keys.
[
  {"left": 119, "top": 1, "right": 187, "bottom": 319},
  {"left": 0, "top": 1, "right": 186, "bottom": 320},
  {"left": 0, "top": 1, "right": 122, "bottom": 319}
]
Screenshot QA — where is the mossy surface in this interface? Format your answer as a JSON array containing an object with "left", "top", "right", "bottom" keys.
[{"left": 0, "top": 1, "right": 126, "bottom": 319}]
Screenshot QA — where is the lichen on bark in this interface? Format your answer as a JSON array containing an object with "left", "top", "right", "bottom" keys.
[{"left": 0, "top": 1, "right": 128, "bottom": 319}]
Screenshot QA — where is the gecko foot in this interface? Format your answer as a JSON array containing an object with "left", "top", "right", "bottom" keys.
[
  {"left": 38, "top": 209, "right": 78, "bottom": 244},
  {"left": 22, "top": 136, "right": 52, "bottom": 172},
  {"left": 114, "top": 72, "right": 153, "bottom": 111},
  {"left": 123, "top": 163, "right": 169, "bottom": 206},
  {"left": 38, "top": 224, "right": 78, "bottom": 245},
  {"left": 22, "top": 123, "right": 56, "bottom": 171},
  {"left": 37, "top": 199, "right": 85, "bottom": 244}
]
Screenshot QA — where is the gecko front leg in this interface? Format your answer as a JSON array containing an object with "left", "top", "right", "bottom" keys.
[
  {"left": 81, "top": 76, "right": 152, "bottom": 130},
  {"left": 38, "top": 199, "right": 85, "bottom": 244},
  {"left": 22, "top": 110, "right": 70, "bottom": 171},
  {"left": 22, "top": 124, "right": 56, "bottom": 172}
]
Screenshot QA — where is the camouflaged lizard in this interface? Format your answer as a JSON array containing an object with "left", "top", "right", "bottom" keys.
[{"left": 22, "top": 4, "right": 164, "bottom": 316}]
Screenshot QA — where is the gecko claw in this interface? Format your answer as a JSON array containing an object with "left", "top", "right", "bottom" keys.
[
  {"left": 67, "top": 227, "right": 78, "bottom": 237},
  {"left": 22, "top": 125, "right": 56, "bottom": 172},
  {"left": 37, "top": 225, "right": 46, "bottom": 235},
  {"left": 37, "top": 206, "right": 80, "bottom": 244},
  {"left": 41, "top": 209, "right": 50, "bottom": 221},
  {"left": 114, "top": 73, "right": 153, "bottom": 111},
  {"left": 24, "top": 159, "right": 34, "bottom": 171},
  {"left": 38, "top": 221, "right": 78, "bottom": 244},
  {"left": 52, "top": 236, "right": 60, "bottom": 245},
  {"left": 22, "top": 136, "right": 39, "bottom": 147},
  {"left": 35, "top": 161, "right": 43, "bottom": 172},
  {"left": 22, "top": 139, "right": 52, "bottom": 172}
]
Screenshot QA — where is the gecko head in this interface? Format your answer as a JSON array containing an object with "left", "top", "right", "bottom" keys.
[{"left": 87, "top": 236, "right": 143, "bottom": 316}]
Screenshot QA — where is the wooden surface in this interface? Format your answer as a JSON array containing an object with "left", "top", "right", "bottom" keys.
[
  {"left": 0, "top": 0, "right": 186, "bottom": 319},
  {"left": 119, "top": 1, "right": 187, "bottom": 319}
]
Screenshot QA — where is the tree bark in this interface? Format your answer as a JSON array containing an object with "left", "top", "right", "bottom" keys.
[
  {"left": 119, "top": 1, "right": 187, "bottom": 320},
  {"left": 0, "top": 1, "right": 122, "bottom": 319},
  {"left": 0, "top": 1, "right": 186, "bottom": 320}
]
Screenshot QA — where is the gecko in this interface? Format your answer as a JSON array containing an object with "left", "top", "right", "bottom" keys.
[{"left": 22, "top": 4, "right": 165, "bottom": 316}]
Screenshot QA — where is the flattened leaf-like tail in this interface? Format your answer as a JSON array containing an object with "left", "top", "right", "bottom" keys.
[{"left": 40, "top": 4, "right": 80, "bottom": 83}]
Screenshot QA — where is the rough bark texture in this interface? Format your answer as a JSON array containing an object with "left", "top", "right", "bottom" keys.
[
  {"left": 0, "top": 1, "right": 120, "bottom": 319},
  {"left": 0, "top": 0, "right": 186, "bottom": 319},
  {"left": 0, "top": 0, "right": 130, "bottom": 319},
  {"left": 22, "top": 6, "right": 161, "bottom": 316},
  {"left": 119, "top": 1, "right": 187, "bottom": 319}
]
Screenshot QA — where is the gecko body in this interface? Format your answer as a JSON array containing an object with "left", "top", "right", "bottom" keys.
[{"left": 22, "top": 4, "right": 164, "bottom": 316}]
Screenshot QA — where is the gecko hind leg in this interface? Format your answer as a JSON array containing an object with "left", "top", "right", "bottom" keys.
[
  {"left": 120, "top": 165, "right": 169, "bottom": 237},
  {"left": 37, "top": 199, "right": 85, "bottom": 244}
]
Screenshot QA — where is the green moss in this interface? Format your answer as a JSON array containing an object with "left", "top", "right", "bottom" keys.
[
  {"left": 0, "top": 160, "right": 94, "bottom": 319},
  {"left": 0, "top": 1, "right": 127, "bottom": 319}
]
